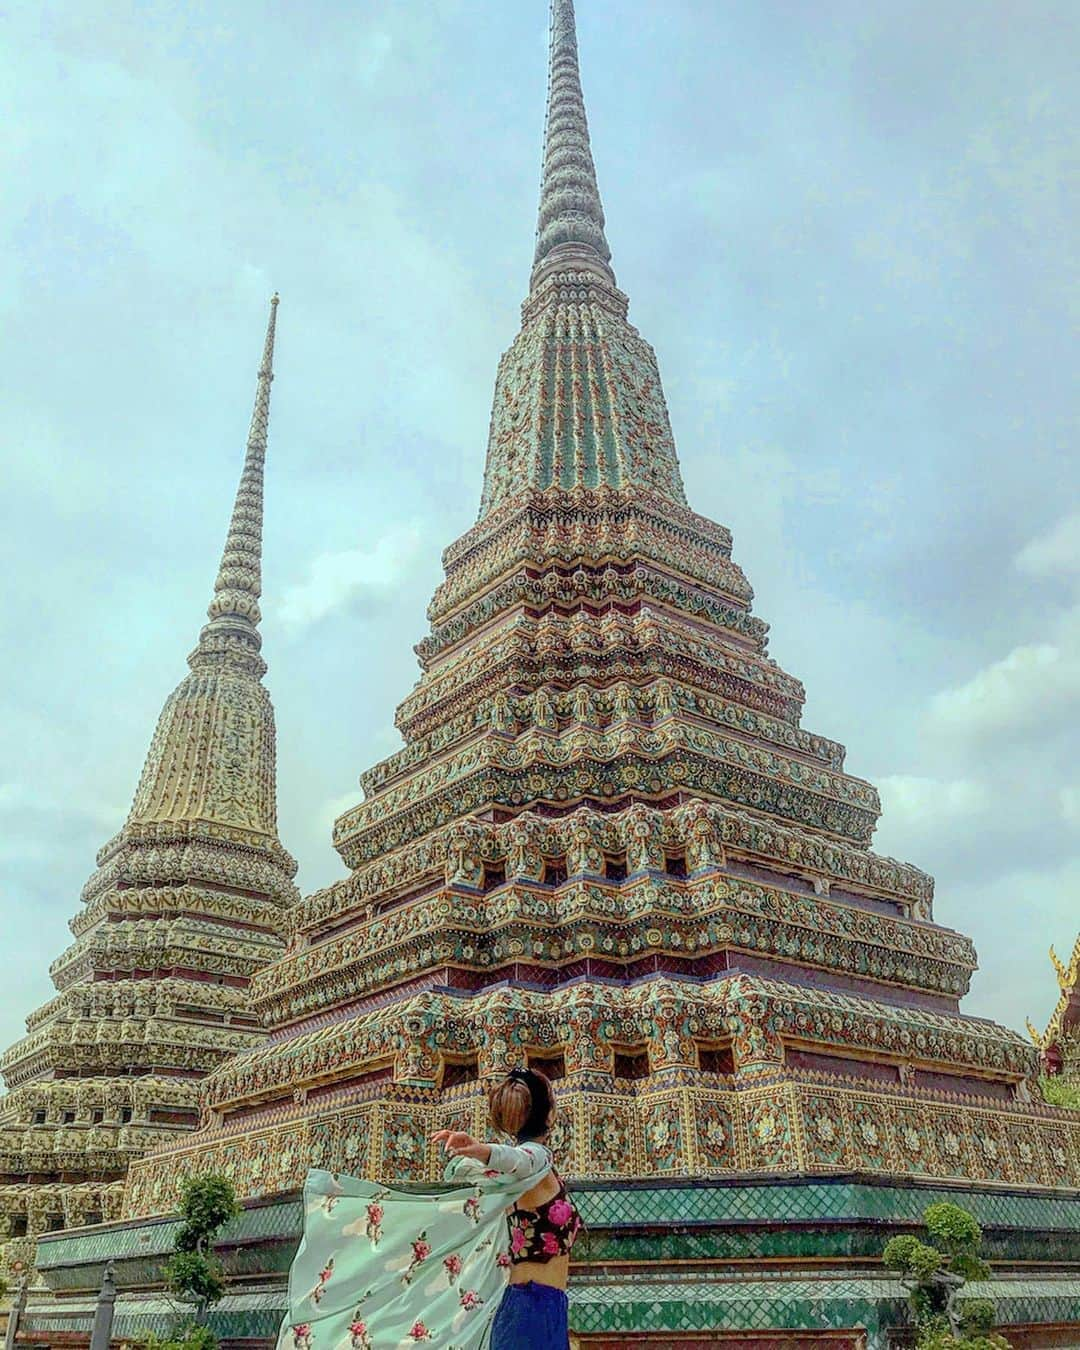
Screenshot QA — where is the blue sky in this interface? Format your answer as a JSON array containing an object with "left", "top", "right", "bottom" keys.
[{"left": 1, "top": 0, "right": 1077, "bottom": 1053}]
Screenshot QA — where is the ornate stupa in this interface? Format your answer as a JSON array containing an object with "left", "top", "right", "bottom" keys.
[
  {"left": 0, "top": 297, "right": 299, "bottom": 1280},
  {"left": 1029, "top": 936, "right": 1080, "bottom": 1093},
  {"left": 21, "top": 5, "right": 1080, "bottom": 1346},
  {"left": 124, "top": 0, "right": 1077, "bottom": 1217}
]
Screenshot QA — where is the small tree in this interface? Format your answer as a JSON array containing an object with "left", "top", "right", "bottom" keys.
[
  {"left": 883, "top": 1202, "right": 1009, "bottom": 1349},
  {"left": 140, "top": 1175, "right": 239, "bottom": 1350}
]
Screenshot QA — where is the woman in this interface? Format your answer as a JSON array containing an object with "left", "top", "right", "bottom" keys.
[
  {"left": 278, "top": 1067, "right": 581, "bottom": 1350},
  {"left": 434, "top": 1067, "right": 582, "bottom": 1348}
]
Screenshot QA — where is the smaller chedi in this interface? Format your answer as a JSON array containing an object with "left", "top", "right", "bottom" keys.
[
  {"left": 1029, "top": 934, "right": 1080, "bottom": 1103},
  {"left": 0, "top": 297, "right": 299, "bottom": 1282}
]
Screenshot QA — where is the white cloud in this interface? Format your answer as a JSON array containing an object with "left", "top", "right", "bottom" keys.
[
  {"left": 318, "top": 791, "right": 364, "bottom": 837},
  {"left": 878, "top": 774, "right": 990, "bottom": 826},
  {"left": 1060, "top": 787, "right": 1080, "bottom": 829},
  {"left": 237, "top": 262, "right": 272, "bottom": 302},
  {"left": 278, "top": 523, "right": 426, "bottom": 632},
  {"left": 1016, "top": 510, "right": 1080, "bottom": 579},
  {"left": 356, "top": 30, "right": 393, "bottom": 82},
  {"left": 0, "top": 783, "right": 126, "bottom": 864},
  {"left": 929, "top": 640, "right": 1080, "bottom": 739},
  {"left": 0, "top": 782, "right": 125, "bottom": 830},
  {"left": 925, "top": 514, "right": 1080, "bottom": 741},
  {"left": 944, "top": 858, "right": 1080, "bottom": 1035},
  {"left": 872, "top": 775, "right": 993, "bottom": 876}
]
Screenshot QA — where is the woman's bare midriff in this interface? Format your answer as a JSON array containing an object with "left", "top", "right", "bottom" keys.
[
  {"left": 507, "top": 1171, "right": 570, "bottom": 1290},
  {"left": 508, "top": 1254, "right": 570, "bottom": 1289}
]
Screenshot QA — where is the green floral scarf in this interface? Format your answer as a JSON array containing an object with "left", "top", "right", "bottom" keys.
[{"left": 277, "top": 1148, "right": 551, "bottom": 1350}]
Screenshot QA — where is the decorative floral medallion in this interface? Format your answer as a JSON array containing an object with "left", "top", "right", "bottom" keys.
[
  {"left": 382, "top": 1115, "right": 425, "bottom": 1180},
  {"left": 588, "top": 1105, "right": 630, "bottom": 1171},
  {"left": 747, "top": 1099, "right": 792, "bottom": 1168},
  {"left": 643, "top": 1099, "right": 682, "bottom": 1171},
  {"left": 756, "top": 1111, "right": 778, "bottom": 1143},
  {"left": 848, "top": 1104, "right": 890, "bottom": 1170},
  {"left": 695, "top": 1100, "right": 734, "bottom": 1169},
  {"left": 814, "top": 1114, "right": 837, "bottom": 1144}
]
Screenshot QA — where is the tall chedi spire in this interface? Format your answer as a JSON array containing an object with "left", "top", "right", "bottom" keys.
[
  {"left": 532, "top": 0, "right": 614, "bottom": 288},
  {"left": 125, "top": 294, "right": 288, "bottom": 837},
  {"left": 190, "top": 293, "right": 277, "bottom": 677},
  {"left": 479, "top": 0, "right": 687, "bottom": 515},
  {"left": 125, "top": 12, "right": 1076, "bottom": 1328},
  {"left": 0, "top": 298, "right": 298, "bottom": 1279}
]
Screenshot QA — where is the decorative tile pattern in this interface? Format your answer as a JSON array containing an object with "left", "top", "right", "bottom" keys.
[
  {"left": 30, "top": 1176, "right": 1080, "bottom": 1348},
  {"left": 19, "top": 1273, "right": 1080, "bottom": 1347},
  {"left": 641, "top": 1094, "right": 683, "bottom": 1173},
  {"left": 40, "top": 1179, "right": 1080, "bottom": 1276},
  {"left": 35, "top": 1197, "right": 302, "bottom": 1272},
  {"left": 692, "top": 1096, "right": 738, "bottom": 1172},
  {"left": 120, "top": 1071, "right": 1080, "bottom": 1216}
]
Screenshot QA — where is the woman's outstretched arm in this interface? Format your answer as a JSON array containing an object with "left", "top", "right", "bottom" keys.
[{"left": 431, "top": 1130, "right": 549, "bottom": 1180}]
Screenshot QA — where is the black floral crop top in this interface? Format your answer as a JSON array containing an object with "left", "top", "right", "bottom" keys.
[{"left": 507, "top": 1177, "right": 583, "bottom": 1264}]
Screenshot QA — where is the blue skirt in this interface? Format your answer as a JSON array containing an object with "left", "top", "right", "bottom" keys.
[{"left": 490, "top": 1280, "right": 570, "bottom": 1348}]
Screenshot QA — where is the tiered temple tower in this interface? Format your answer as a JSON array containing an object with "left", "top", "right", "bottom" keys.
[
  {"left": 0, "top": 298, "right": 299, "bottom": 1278},
  {"left": 123, "top": 0, "right": 1079, "bottom": 1224}
]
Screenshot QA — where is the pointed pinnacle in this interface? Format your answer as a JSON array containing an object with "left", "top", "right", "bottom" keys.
[
  {"left": 191, "top": 295, "right": 279, "bottom": 674},
  {"left": 531, "top": 0, "right": 615, "bottom": 291}
]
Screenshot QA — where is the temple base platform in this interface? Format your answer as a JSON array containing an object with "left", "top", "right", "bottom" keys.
[{"left": 24, "top": 1176, "right": 1080, "bottom": 1349}]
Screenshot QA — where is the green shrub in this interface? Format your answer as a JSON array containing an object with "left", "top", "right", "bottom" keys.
[
  {"left": 1040, "top": 1076, "right": 1080, "bottom": 1110},
  {"left": 917, "top": 1334, "right": 1010, "bottom": 1350},
  {"left": 924, "top": 1203, "right": 989, "bottom": 1283},
  {"left": 137, "top": 1326, "right": 218, "bottom": 1350},
  {"left": 959, "top": 1299, "right": 997, "bottom": 1334},
  {"left": 883, "top": 1202, "right": 1009, "bottom": 1348}
]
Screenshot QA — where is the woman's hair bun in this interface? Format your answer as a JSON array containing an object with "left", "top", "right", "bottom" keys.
[{"left": 489, "top": 1067, "right": 555, "bottom": 1142}]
